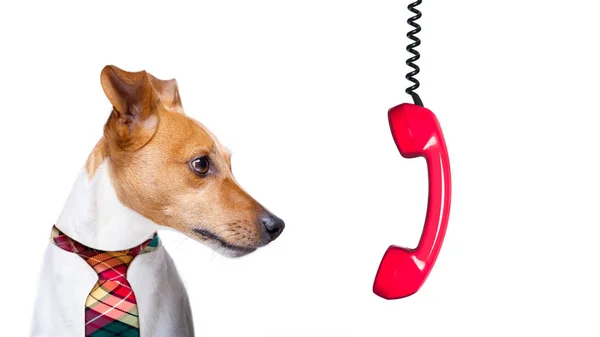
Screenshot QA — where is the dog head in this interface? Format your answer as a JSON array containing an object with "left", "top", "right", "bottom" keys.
[{"left": 87, "top": 65, "right": 284, "bottom": 257}]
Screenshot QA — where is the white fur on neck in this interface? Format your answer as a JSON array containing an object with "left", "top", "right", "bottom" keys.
[
  {"left": 56, "top": 159, "right": 159, "bottom": 251},
  {"left": 32, "top": 159, "right": 194, "bottom": 336}
]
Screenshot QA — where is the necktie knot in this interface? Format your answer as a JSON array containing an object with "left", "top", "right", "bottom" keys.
[{"left": 87, "top": 251, "right": 135, "bottom": 281}]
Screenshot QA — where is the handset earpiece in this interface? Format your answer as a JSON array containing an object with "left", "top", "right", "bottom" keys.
[{"left": 373, "top": 103, "right": 451, "bottom": 299}]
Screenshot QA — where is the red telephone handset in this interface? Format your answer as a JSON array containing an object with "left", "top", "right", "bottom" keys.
[{"left": 373, "top": 103, "right": 452, "bottom": 299}]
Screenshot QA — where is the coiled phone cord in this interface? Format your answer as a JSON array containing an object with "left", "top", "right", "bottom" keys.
[{"left": 406, "top": 0, "right": 423, "bottom": 107}]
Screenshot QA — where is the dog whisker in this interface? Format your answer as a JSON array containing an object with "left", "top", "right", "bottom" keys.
[
  {"left": 173, "top": 236, "right": 189, "bottom": 251},
  {"left": 208, "top": 250, "right": 219, "bottom": 263}
]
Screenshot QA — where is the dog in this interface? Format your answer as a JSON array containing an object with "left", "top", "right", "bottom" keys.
[{"left": 31, "top": 65, "right": 285, "bottom": 337}]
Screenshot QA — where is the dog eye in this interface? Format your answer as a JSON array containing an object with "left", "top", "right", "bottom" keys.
[{"left": 191, "top": 156, "right": 210, "bottom": 175}]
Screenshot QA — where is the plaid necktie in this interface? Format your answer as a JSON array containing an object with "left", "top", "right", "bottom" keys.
[{"left": 50, "top": 225, "right": 160, "bottom": 337}]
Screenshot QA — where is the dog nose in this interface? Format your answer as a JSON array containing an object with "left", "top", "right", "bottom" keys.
[{"left": 261, "top": 212, "right": 285, "bottom": 241}]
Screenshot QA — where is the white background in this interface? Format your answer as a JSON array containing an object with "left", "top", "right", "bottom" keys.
[{"left": 1, "top": 0, "right": 599, "bottom": 336}]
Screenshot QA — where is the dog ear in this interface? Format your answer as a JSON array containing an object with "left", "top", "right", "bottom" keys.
[
  {"left": 100, "top": 65, "right": 159, "bottom": 151},
  {"left": 148, "top": 74, "right": 184, "bottom": 113}
]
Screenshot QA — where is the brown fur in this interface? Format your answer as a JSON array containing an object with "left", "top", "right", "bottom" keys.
[{"left": 88, "top": 65, "right": 273, "bottom": 256}]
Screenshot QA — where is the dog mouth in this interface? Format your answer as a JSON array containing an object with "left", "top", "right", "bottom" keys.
[{"left": 192, "top": 228, "right": 257, "bottom": 256}]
